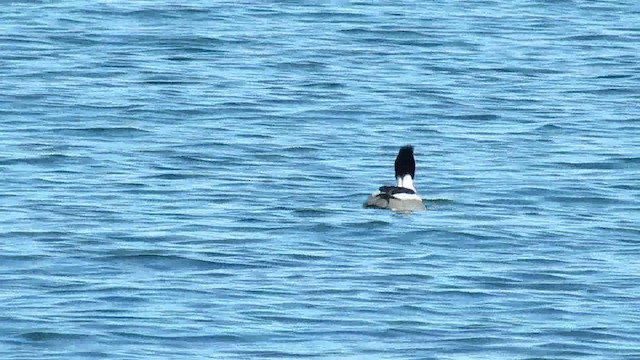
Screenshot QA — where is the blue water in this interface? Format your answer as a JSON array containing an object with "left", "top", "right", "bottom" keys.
[{"left": 1, "top": 1, "right": 639, "bottom": 358}]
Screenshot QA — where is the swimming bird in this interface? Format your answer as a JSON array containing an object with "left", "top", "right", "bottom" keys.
[{"left": 364, "top": 146, "right": 426, "bottom": 212}]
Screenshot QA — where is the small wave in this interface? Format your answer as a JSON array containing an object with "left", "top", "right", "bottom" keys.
[
  {"left": 556, "top": 161, "right": 618, "bottom": 170},
  {"left": 56, "top": 127, "right": 149, "bottom": 137},
  {"left": 545, "top": 195, "right": 629, "bottom": 205},
  {"left": 424, "top": 198, "right": 454, "bottom": 204},
  {"left": 171, "top": 155, "right": 219, "bottom": 165},
  {"left": 616, "top": 156, "right": 640, "bottom": 167},
  {"left": 144, "top": 172, "right": 206, "bottom": 180},
  {"left": 0, "top": 154, "right": 91, "bottom": 166},
  {"left": 299, "top": 10, "right": 368, "bottom": 20},
  {"left": 594, "top": 73, "right": 633, "bottom": 79},
  {"left": 575, "top": 87, "right": 638, "bottom": 95},
  {"left": 141, "top": 78, "right": 193, "bottom": 85},
  {"left": 294, "top": 208, "right": 334, "bottom": 216},
  {"left": 235, "top": 350, "right": 321, "bottom": 358},
  {"left": 111, "top": 331, "right": 240, "bottom": 342},
  {"left": 442, "top": 114, "right": 501, "bottom": 121},
  {"left": 340, "top": 28, "right": 426, "bottom": 38},
  {"left": 535, "top": 123, "right": 565, "bottom": 132},
  {"left": 561, "top": 34, "right": 626, "bottom": 42},
  {"left": 453, "top": 275, "right": 518, "bottom": 288},
  {"left": 300, "top": 81, "right": 346, "bottom": 89},
  {"left": 97, "top": 295, "right": 147, "bottom": 304},
  {"left": 286, "top": 252, "right": 330, "bottom": 261},
  {"left": 21, "top": 331, "right": 90, "bottom": 341},
  {"left": 349, "top": 219, "right": 392, "bottom": 228},
  {"left": 512, "top": 257, "right": 570, "bottom": 265},
  {"left": 430, "top": 289, "right": 495, "bottom": 298},
  {"left": 99, "top": 253, "right": 257, "bottom": 271},
  {"left": 274, "top": 60, "right": 327, "bottom": 71},
  {"left": 126, "top": 6, "right": 210, "bottom": 18}
]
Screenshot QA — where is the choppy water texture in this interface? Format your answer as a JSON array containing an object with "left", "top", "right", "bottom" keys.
[{"left": 1, "top": 1, "right": 640, "bottom": 359}]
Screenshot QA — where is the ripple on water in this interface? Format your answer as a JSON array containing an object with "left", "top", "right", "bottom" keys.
[{"left": 1, "top": 1, "right": 639, "bottom": 359}]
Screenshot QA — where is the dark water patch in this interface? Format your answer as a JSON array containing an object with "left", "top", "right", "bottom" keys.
[
  {"left": 561, "top": 34, "right": 630, "bottom": 42},
  {"left": 340, "top": 27, "right": 428, "bottom": 40},
  {"left": 274, "top": 60, "right": 327, "bottom": 72},
  {"left": 242, "top": 287, "right": 299, "bottom": 297},
  {"left": 143, "top": 172, "right": 207, "bottom": 180},
  {"left": 405, "top": 125, "right": 443, "bottom": 135},
  {"left": 294, "top": 108, "right": 379, "bottom": 118},
  {"left": 111, "top": 331, "right": 241, "bottom": 343},
  {"left": 512, "top": 257, "right": 570, "bottom": 266},
  {"left": 46, "top": 34, "right": 101, "bottom": 46},
  {"left": 119, "top": 188, "right": 184, "bottom": 195},
  {"left": 515, "top": 281, "right": 589, "bottom": 292},
  {"left": 573, "top": 87, "right": 639, "bottom": 96},
  {"left": 141, "top": 78, "right": 197, "bottom": 86},
  {"left": 293, "top": 208, "right": 334, "bottom": 216},
  {"left": 65, "top": 352, "right": 111, "bottom": 359},
  {"left": 299, "top": 9, "right": 369, "bottom": 20},
  {"left": 285, "top": 252, "right": 331, "bottom": 261},
  {"left": 56, "top": 127, "right": 150, "bottom": 137},
  {"left": 441, "top": 114, "right": 501, "bottom": 121},
  {"left": 0, "top": 154, "right": 93, "bottom": 166},
  {"left": 558, "top": 157, "right": 640, "bottom": 170},
  {"left": 166, "top": 55, "right": 194, "bottom": 62},
  {"left": 599, "top": 226, "right": 640, "bottom": 239},
  {"left": 417, "top": 229, "right": 503, "bottom": 243},
  {"left": 283, "top": 144, "right": 322, "bottom": 153},
  {"left": 512, "top": 186, "right": 555, "bottom": 197},
  {"left": 170, "top": 155, "right": 220, "bottom": 165},
  {"left": 525, "top": 306, "right": 577, "bottom": 316},
  {"left": 235, "top": 350, "right": 322, "bottom": 358},
  {"left": 535, "top": 123, "right": 565, "bottom": 132},
  {"left": 302, "top": 287, "right": 359, "bottom": 296},
  {"left": 21, "top": 331, "right": 92, "bottom": 342},
  {"left": 553, "top": 328, "right": 632, "bottom": 341},
  {"left": 429, "top": 289, "right": 495, "bottom": 299},
  {"left": 544, "top": 195, "right": 628, "bottom": 206},
  {"left": 508, "top": 271, "right": 570, "bottom": 282},
  {"left": 126, "top": 6, "right": 211, "bottom": 19},
  {"left": 614, "top": 156, "right": 640, "bottom": 168},
  {"left": 0, "top": 230, "right": 70, "bottom": 240},
  {"left": 0, "top": 34, "right": 53, "bottom": 45},
  {"left": 452, "top": 275, "right": 519, "bottom": 289},
  {"left": 373, "top": 273, "right": 435, "bottom": 283},
  {"left": 99, "top": 253, "right": 259, "bottom": 271},
  {"left": 249, "top": 314, "right": 332, "bottom": 326},
  {"left": 347, "top": 219, "right": 392, "bottom": 228},
  {"left": 300, "top": 81, "right": 346, "bottom": 89},
  {"left": 237, "top": 132, "right": 274, "bottom": 140},
  {"left": 172, "top": 141, "right": 232, "bottom": 149},
  {"left": 482, "top": 65, "right": 564, "bottom": 76},
  {"left": 384, "top": 319, "right": 432, "bottom": 329},
  {"left": 594, "top": 73, "right": 634, "bottom": 79},
  {"left": 441, "top": 335, "right": 505, "bottom": 346},
  {"left": 556, "top": 160, "right": 624, "bottom": 170},
  {"left": 97, "top": 295, "right": 148, "bottom": 304}
]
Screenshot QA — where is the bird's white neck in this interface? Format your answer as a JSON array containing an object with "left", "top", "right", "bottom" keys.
[{"left": 396, "top": 174, "right": 416, "bottom": 191}]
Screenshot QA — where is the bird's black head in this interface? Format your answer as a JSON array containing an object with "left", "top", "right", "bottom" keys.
[{"left": 394, "top": 145, "right": 415, "bottom": 179}]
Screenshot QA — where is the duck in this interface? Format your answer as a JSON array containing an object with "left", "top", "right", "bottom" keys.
[{"left": 364, "top": 145, "right": 426, "bottom": 212}]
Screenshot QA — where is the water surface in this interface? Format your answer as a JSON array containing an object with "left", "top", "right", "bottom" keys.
[{"left": 1, "top": 1, "right": 639, "bottom": 359}]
